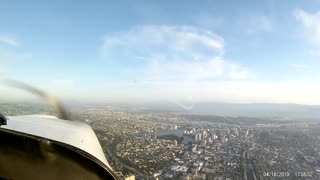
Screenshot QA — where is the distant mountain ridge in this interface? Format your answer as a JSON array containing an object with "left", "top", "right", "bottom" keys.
[{"left": 127, "top": 102, "right": 320, "bottom": 119}]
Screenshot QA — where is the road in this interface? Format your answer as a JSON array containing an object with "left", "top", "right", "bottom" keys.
[
  {"left": 243, "top": 131, "right": 257, "bottom": 180},
  {"left": 243, "top": 151, "right": 248, "bottom": 180},
  {"left": 106, "top": 147, "right": 146, "bottom": 176}
]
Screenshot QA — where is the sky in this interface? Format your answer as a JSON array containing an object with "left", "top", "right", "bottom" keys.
[{"left": 1, "top": 0, "right": 320, "bottom": 105}]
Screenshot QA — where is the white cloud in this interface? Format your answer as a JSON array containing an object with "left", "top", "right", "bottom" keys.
[
  {"left": 228, "top": 67, "right": 249, "bottom": 79},
  {"left": 294, "top": 9, "right": 320, "bottom": 48},
  {"left": 101, "top": 25, "right": 224, "bottom": 58},
  {"left": 0, "top": 35, "right": 19, "bottom": 46},
  {"left": 147, "top": 58, "right": 249, "bottom": 80},
  {"left": 101, "top": 25, "right": 249, "bottom": 81}
]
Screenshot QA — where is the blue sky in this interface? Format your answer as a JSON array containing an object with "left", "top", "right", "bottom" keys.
[{"left": 1, "top": 0, "right": 320, "bottom": 104}]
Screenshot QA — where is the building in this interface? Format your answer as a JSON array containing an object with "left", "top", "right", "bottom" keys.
[
  {"left": 213, "top": 134, "right": 218, "bottom": 140},
  {"left": 202, "top": 131, "right": 206, "bottom": 139},
  {"left": 195, "top": 134, "right": 199, "bottom": 142},
  {"left": 125, "top": 175, "right": 135, "bottom": 180}
]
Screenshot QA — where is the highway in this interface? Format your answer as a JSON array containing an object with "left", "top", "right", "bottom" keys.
[{"left": 243, "top": 130, "right": 257, "bottom": 180}]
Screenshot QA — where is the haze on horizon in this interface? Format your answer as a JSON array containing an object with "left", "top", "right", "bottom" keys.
[{"left": 1, "top": 1, "right": 320, "bottom": 106}]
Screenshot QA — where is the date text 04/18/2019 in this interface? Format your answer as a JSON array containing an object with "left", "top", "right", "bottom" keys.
[{"left": 263, "top": 172, "right": 290, "bottom": 177}]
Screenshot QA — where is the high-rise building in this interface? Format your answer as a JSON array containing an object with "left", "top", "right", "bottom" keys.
[
  {"left": 202, "top": 131, "right": 206, "bottom": 139},
  {"left": 174, "top": 140, "right": 178, "bottom": 146}
]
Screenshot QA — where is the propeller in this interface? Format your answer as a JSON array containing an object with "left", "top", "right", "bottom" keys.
[{"left": 3, "top": 79, "right": 70, "bottom": 120}]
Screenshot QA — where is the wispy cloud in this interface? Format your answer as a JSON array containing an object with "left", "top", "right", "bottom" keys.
[
  {"left": 0, "top": 35, "right": 19, "bottom": 47},
  {"left": 101, "top": 25, "right": 225, "bottom": 58},
  {"left": 101, "top": 25, "right": 250, "bottom": 81},
  {"left": 294, "top": 9, "right": 320, "bottom": 48}
]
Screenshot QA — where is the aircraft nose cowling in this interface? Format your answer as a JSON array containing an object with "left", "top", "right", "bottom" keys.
[{"left": 3, "top": 115, "right": 112, "bottom": 169}]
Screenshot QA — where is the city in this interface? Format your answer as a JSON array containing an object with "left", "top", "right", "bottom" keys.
[
  {"left": 1, "top": 102, "right": 319, "bottom": 180},
  {"left": 2, "top": 0, "right": 320, "bottom": 179}
]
